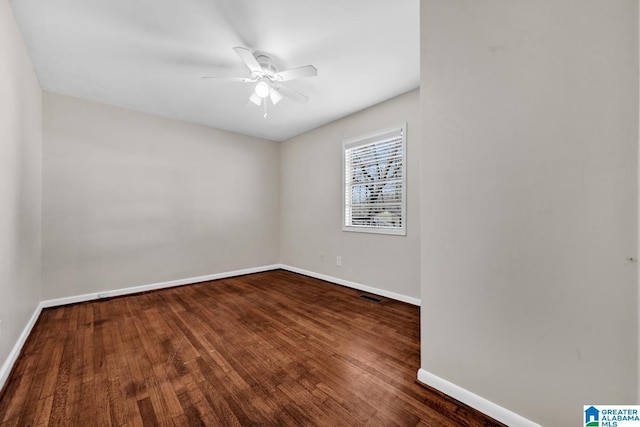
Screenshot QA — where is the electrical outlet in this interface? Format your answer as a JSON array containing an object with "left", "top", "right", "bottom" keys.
[{"left": 336, "top": 256, "right": 342, "bottom": 266}]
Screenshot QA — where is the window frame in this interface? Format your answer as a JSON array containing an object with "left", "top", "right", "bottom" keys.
[{"left": 342, "top": 123, "right": 407, "bottom": 236}]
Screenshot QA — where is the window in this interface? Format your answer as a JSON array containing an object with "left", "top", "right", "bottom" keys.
[{"left": 343, "top": 123, "right": 406, "bottom": 235}]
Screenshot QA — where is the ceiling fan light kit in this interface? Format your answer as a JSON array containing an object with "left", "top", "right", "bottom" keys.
[
  {"left": 255, "top": 81, "right": 270, "bottom": 98},
  {"left": 203, "top": 46, "right": 317, "bottom": 118},
  {"left": 248, "top": 92, "right": 262, "bottom": 106},
  {"left": 269, "top": 88, "right": 283, "bottom": 106}
]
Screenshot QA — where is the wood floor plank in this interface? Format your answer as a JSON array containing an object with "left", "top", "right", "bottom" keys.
[
  {"left": 0, "top": 270, "right": 505, "bottom": 426},
  {"left": 137, "top": 396, "right": 160, "bottom": 427}
]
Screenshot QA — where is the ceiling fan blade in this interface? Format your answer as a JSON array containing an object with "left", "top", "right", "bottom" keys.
[
  {"left": 274, "top": 65, "right": 318, "bottom": 82},
  {"left": 202, "top": 76, "right": 254, "bottom": 82},
  {"left": 233, "top": 46, "right": 263, "bottom": 74},
  {"left": 276, "top": 84, "right": 309, "bottom": 104}
]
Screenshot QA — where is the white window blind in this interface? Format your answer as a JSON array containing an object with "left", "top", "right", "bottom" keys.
[{"left": 343, "top": 123, "right": 406, "bottom": 235}]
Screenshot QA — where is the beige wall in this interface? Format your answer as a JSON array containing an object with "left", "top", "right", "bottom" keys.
[
  {"left": 0, "top": 1, "right": 42, "bottom": 374},
  {"left": 280, "top": 90, "right": 420, "bottom": 301},
  {"left": 42, "top": 93, "right": 280, "bottom": 299},
  {"left": 420, "top": 1, "right": 638, "bottom": 426}
]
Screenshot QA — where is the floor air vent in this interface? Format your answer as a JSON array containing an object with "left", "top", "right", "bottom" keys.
[{"left": 359, "top": 294, "right": 383, "bottom": 303}]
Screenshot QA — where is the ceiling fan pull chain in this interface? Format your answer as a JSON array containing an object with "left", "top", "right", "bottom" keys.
[{"left": 263, "top": 100, "right": 268, "bottom": 118}]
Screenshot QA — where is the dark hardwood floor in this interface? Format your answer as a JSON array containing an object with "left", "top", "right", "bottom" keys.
[{"left": 0, "top": 270, "right": 503, "bottom": 426}]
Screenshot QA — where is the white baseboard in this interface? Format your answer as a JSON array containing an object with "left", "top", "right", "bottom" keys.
[
  {"left": 0, "top": 302, "right": 43, "bottom": 393},
  {"left": 41, "top": 264, "right": 281, "bottom": 308},
  {"left": 278, "top": 264, "right": 421, "bottom": 306},
  {"left": 417, "top": 369, "right": 541, "bottom": 427}
]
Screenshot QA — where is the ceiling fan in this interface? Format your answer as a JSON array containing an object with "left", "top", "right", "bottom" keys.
[{"left": 203, "top": 47, "right": 317, "bottom": 117}]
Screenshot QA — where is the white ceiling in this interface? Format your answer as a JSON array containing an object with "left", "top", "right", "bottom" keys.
[{"left": 10, "top": 0, "right": 420, "bottom": 141}]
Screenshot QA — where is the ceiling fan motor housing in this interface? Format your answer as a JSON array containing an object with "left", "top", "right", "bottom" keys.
[{"left": 255, "top": 55, "right": 278, "bottom": 78}]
